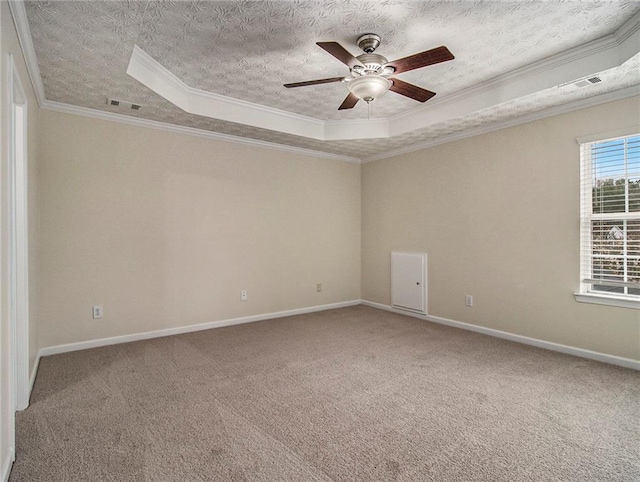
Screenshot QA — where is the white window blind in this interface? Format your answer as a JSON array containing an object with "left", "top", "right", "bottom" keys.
[{"left": 580, "top": 133, "right": 640, "bottom": 301}]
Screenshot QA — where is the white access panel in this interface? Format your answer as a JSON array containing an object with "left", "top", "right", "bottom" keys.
[{"left": 391, "top": 252, "right": 427, "bottom": 314}]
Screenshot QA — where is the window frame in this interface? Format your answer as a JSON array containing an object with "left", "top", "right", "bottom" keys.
[{"left": 575, "top": 129, "right": 640, "bottom": 310}]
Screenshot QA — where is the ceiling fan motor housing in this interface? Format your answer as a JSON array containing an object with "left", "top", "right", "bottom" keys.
[{"left": 353, "top": 54, "right": 390, "bottom": 75}]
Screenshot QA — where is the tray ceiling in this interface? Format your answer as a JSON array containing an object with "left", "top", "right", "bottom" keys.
[{"left": 19, "top": 0, "right": 640, "bottom": 161}]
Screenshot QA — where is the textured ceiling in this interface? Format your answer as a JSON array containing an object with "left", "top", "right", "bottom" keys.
[{"left": 23, "top": 0, "right": 640, "bottom": 159}]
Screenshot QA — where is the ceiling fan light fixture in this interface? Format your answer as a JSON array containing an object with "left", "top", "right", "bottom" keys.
[{"left": 347, "top": 75, "right": 392, "bottom": 103}]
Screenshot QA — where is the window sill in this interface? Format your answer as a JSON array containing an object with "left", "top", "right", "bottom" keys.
[{"left": 574, "top": 292, "right": 640, "bottom": 310}]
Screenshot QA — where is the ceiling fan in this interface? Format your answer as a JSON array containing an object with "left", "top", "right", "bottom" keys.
[{"left": 284, "top": 34, "right": 454, "bottom": 110}]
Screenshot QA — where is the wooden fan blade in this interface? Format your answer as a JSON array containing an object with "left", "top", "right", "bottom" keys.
[
  {"left": 386, "top": 46, "right": 454, "bottom": 75},
  {"left": 284, "top": 77, "right": 345, "bottom": 88},
  {"left": 389, "top": 78, "right": 436, "bottom": 103},
  {"left": 338, "top": 93, "right": 359, "bottom": 110},
  {"left": 317, "top": 42, "right": 363, "bottom": 69}
]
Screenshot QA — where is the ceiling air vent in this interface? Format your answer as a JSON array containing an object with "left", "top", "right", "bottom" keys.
[
  {"left": 571, "top": 76, "right": 602, "bottom": 88},
  {"left": 107, "top": 98, "right": 142, "bottom": 110}
]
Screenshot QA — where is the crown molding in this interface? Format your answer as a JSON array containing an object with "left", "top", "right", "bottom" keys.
[
  {"left": 389, "top": 17, "right": 639, "bottom": 127},
  {"left": 388, "top": 22, "right": 639, "bottom": 137},
  {"left": 128, "top": 45, "right": 333, "bottom": 140},
  {"left": 42, "top": 85, "right": 640, "bottom": 166},
  {"left": 41, "top": 100, "right": 361, "bottom": 164},
  {"left": 129, "top": 45, "right": 326, "bottom": 128},
  {"left": 615, "top": 9, "right": 640, "bottom": 44},
  {"left": 8, "top": 0, "right": 46, "bottom": 107},
  {"left": 363, "top": 86, "right": 640, "bottom": 163}
]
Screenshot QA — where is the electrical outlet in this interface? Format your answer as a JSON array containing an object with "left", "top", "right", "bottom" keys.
[
  {"left": 241, "top": 290, "right": 247, "bottom": 301},
  {"left": 465, "top": 295, "right": 473, "bottom": 307},
  {"left": 92, "top": 305, "right": 103, "bottom": 319},
  {"left": 316, "top": 283, "right": 322, "bottom": 292}
]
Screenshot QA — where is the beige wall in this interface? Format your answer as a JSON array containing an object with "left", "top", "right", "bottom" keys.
[
  {"left": 38, "top": 110, "right": 361, "bottom": 348},
  {"left": 362, "top": 96, "right": 640, "bottom": 361},
  {"left": 35, "top": 97, "right": 640, "bottom": 361},
  {"left": 1, "top": 0, "right": 40, "bottom": 475}
]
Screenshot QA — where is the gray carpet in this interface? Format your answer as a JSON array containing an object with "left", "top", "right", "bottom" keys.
[{"left": 9, "top": 306, "right": 640, "bottom": 481}]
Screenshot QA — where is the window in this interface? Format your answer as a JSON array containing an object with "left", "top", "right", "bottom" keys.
[{"left": 577, "top": 132, "right": 640, "bottom": 309}]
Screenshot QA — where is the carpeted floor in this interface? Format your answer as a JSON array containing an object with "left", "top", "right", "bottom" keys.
[{"left": 9, "top": 305, "right": 640, "bottom": 481}]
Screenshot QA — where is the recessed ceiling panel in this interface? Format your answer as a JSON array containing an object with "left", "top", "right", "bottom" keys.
[{"left": 22, "top": 0, "right": 640, "bottom": 159}]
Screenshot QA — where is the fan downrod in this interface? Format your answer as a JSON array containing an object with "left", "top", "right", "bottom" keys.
[{"left": 357, "top": 33, "right": 381, "bottom": 53}]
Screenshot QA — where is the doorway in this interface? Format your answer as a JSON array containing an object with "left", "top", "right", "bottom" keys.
[{"left": 8, "top": 54, "right": 30, "bottom": 412}]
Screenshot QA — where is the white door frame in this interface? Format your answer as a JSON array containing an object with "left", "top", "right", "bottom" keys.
[{"left": 8, "top": 53, "right": 30, "bottom": 412}]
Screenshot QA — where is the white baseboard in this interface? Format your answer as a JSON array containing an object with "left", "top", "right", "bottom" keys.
[
  {"left": 1, "top": 447, "right": 15, "bottom": 482},
  {"left": 29, "top": 354, "right": 40, "bottom": 395},
  {"left": 361, "top": 300, "right": 640, "bottom": 370},
  {"left": 32, "top": 298, "right": 639, "bottom": 378},
  {"left": 14, "top": 353, "right": 42, "bottom": 413},
  {"left": 39, "top": 300, "right": 360, "bottom": 358}
]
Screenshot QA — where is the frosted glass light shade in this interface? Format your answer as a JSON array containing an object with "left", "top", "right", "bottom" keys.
[{"left": 347, "top": 75, "right": 392, "bottom": 102}]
